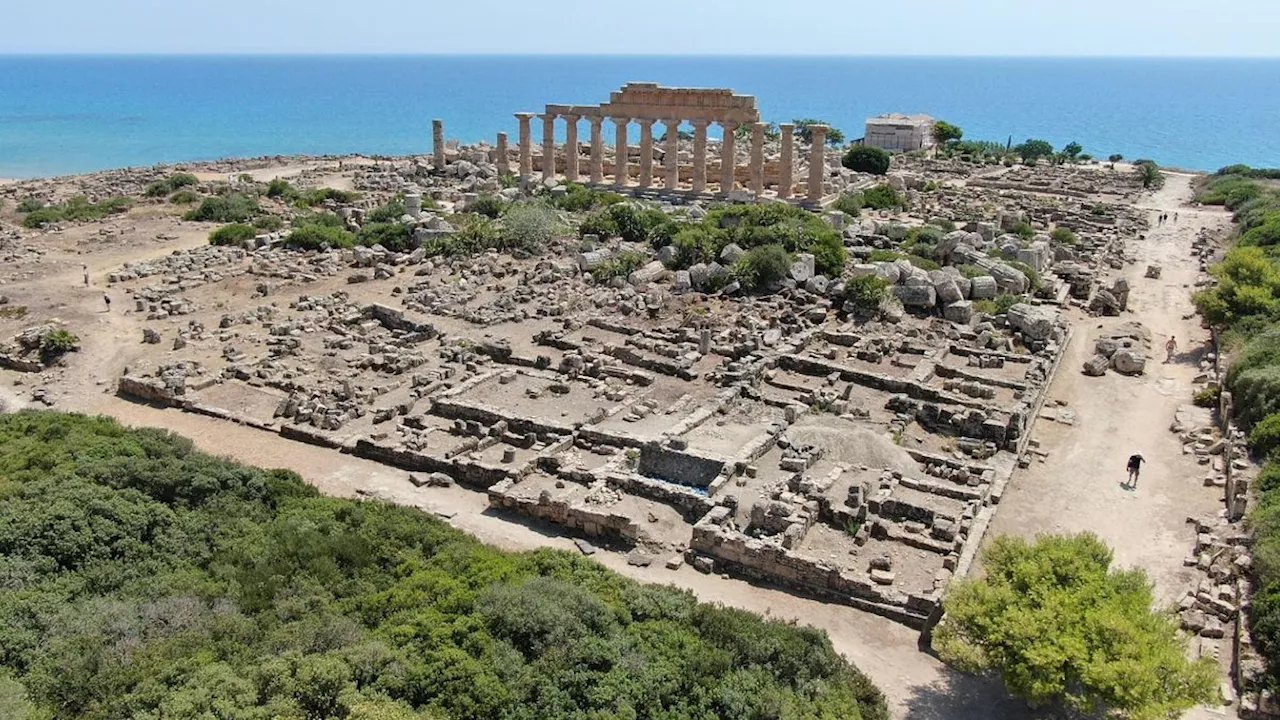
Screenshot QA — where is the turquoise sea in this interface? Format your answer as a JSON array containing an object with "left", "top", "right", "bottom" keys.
[{"left": 1, "top": 55, "right": 1278, "bottom": 179}]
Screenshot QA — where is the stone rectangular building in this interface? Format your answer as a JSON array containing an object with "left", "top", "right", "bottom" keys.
[{"left": 864, "top": 113, "right": 936, "bottom": 152}]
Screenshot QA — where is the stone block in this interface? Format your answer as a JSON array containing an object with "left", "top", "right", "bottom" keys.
[{"left": 943, "top": 300, "right": 973, "bottom": 324}]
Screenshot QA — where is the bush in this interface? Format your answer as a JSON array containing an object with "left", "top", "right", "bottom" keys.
[
  {"left": 734, "top": 244, "right": 792, "bottom": 290},
  {"left": 957, "top": 264, "right": 988, "bottom": 279},
  {"left": 16, "top": 198, "right": 44, "bottom": 213},
  {"left": 168, "top": 189, "right": 200, "bottom": 204},
  {"left": 832, "top": 193, "right": 863, "bottom": 217},
  {"left": 936, "top": 533, "right": 1216, "bottom": 717},
  {"left": 1194, "top": 247, "right": 1280, "bottom": 329},
  {"left": 867, "top": 249, "right": 903, "bottom": 263},
  {"left": 905, "top": 255, "right": 940, "bottom": 271},
  {"left": 356, "top": 222, "right": 413, "bottom": 252},
  {"left": 295, "top": 187, "right": 359, "bottom": 207},
  {"left": 265, "top": 178, "right": 296, "bottom": 199},
  {"left": 20, "top": 195, "right": 134, "bottom": 228},
  {"left": 1006, "top": 259, "right": 1042, "bottom": 290},
  {"left": 591, "top": 250, "right": 648, "bottom": 283},
  {"left": 1252, "top": 414, "right": 1280, "bottom": 457},
  {"left": 841, "top": 146, "right": 891, "bottom": 175},
  {"left": 288, "top": 223, "right": 355, "bottom": 250},
  {"left": 1192, "top": 386, "right": 1220, "bottom": 408},
  {"left": 208, "top": 223, "right": 258, "bottom": 246},
  {"left": 859, "top": 184, "right": 903, "bottom": 210},
  {"left": 500, "top": 203, "right": 560, "bottom": 253},
  {"left": 1050, "top": 227, "right": 1078, "bottom": 245},
  {"left": 842, "top": 275, "right": 889, "bottom": 317},
  {"left": 0, "top": 411, "right": 888, "bottom": 720},
  {"left": 1232, "top": 366, "right": 1280, "bottom": 429},
  {"left": 439, "top": 214, "right": 499, "bottom": 256},
  {"left": 252, "top": 214, "right": 284, "bottom": 231},
  {"left": 551, "top": 183, "right": 608, "bottom": 212},
  {"left": 468, "top": 194, "right": 506, "bottom": 219},
  {"left": 39, "top": 329, "right": 79, "bottom": 363},
  {"left": 183, "top": 194, "right": 259, "bottom": 223},
  {"left": 366, "top": 199, "right": 406, "bottom": 223},
  {"left": 578, "top": 210, "right": 617, "bottom": 239},
  {"left": 144, "top": 172, "right": 198, "bottom": 198},
  {"left": 1011, "top": 221, "right": 1035, "bottom": 239}
]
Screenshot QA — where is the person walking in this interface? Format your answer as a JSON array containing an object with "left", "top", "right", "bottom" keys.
[
  {"left": 1126, "top": 453, "right": 1144, "bottom": 488},
  {"left": 82, "top": 264, "right": 89, "bottom": 287},
  {"left": 103, "top": 294, "right": 111, "bottom": 312},
  {"left": 1165, "top": 335, "right": 1178, "bottom": 363}
]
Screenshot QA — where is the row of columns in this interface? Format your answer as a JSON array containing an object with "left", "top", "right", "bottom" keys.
[{"left": 512, "top": 112, "right": 827, "bottom": 202}]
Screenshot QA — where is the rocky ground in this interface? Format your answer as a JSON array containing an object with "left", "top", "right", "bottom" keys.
[{"left": 0, "top": 150, "right": 1245, "bottom": 719}]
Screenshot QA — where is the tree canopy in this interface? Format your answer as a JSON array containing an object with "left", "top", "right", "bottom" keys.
[
  {"left": 1014, "top": 139, "right": 1055, "bottom": 164},
  {"left": 0, "top": 410, "right": 887, "bottom": 720},
  {"left": 792, "top": 119, "right": 845, "bottom": 146},
  {"left": 842, "top": 145, "right": 892, "bottom": 175},
  {"left": 930, "top": 121, "right": 963, "bottom": 147},
  {"left": 935, "top": 533, "right": 1215, "bottom": 719}
]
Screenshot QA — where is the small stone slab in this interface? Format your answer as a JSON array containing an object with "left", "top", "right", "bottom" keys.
[
  {"left": 574, "top": 538, "right": 597, "bottom": 556},
  {"left": 626, "top": 550, "right": 654, "bottom": 567}
]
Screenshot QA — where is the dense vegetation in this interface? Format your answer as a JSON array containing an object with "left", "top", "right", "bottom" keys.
[
  {"left": 0, "top": 411, "right": 887, "bottom": 720},
  {"left": 19, "top": 195, "right": 135, "bottom": 228},
  {"left": 937, "top": 533, "right": 1216, "bottom": 718},
  {"left": 1191, "top": 165, "right": 1280, "bottom": 685},
  {"left": 144, "top": 172, "right": 199, "bottom": 198},
  {"left": 184, "top": 193, "right": 261, "bottom": 223},
  {"left": 841, "top": 146, "right": 891, "bottom": 176}
]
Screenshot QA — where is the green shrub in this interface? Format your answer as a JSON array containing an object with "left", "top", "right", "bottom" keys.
[
  {"left": 1258, "top": 462, "right": 1280, "bottom": 493},
  {"left": 1192, "top": 386, "right": 1221, "bottom": 408},
  {"left": 867, "top": 249, "right": 903, "bottom": 263},
  {"left": 468, "top": 194, "right": 506, "bottom": 219},
  {"left": 144, "top": 172, "right": 198, "bottom": 198},
  {"left": 860, "top": 184, "right": 903, "bottom": 210},
  {"left": 974, "top": 294, "right": 1024, "bottom": 316},
  {"left": 832, "top": 193, "right": 863, "bottom": 217},
  {"left": 183, "top": 194, "right": 260, "bottom": 223},
  {"left": 904, "top": 225, "right": 944, "bottom": 248},
  {"left": 0, "top": 411, "right": 889, "bottom": 720},
  {"left": 356, "top": 222, "right": 413, "bottom": 252},
  {"left": 1194, "top": 247, "right": 1280, "bottom": 328},
  {"left": 733, "top": 244, "right": 792, "bottom": 290},
  {"left": 1242, "top": 219, "right": 1280, "bottom": 248},
  {"left": 168, "top": 189, "right": 200, "bottom": 204},
  {"left": 265, "top": 178, "right": 298, "bottom": 199},
  {"left": 591, "top": 250, "right": 648, "bottom": 283},
  {"left": 906, "top": 255, "right": 940, "bottom": 271},
  {"left": 252, "top": 214, "right": 284, "bottom": 231},
  {"left": 500, "top": 202, "right": 560, "bottom": 253},
  {"left": 294, "top": 187, "right": 359, "bottom": 207},
  {"left": 958, "top": 264, "right": 988, "bottom": 279},
  {"left": 288, "top": 223, "right": 355, "bottom": 250},
  {"left": 578, "top": 210, "right": 617, "bottom": 239},
  {"left": 39, "top": 329, "right": 79, "bottom": 363},
  {"left": 366, "top": 199, "right": 406, "bottom": 223},
  {"left": 1011, "top": 221, "right": 1035, "bottom": 239},
  {"left": 928, "top": 217, "right": 957, "bottom": 232},
  {"left": 208, "top": 223, "right": 258, "bottom": 246},
  {"left": 1232, "top": 365, "right": 1280, "bottom": 428},
  {"left": 20, "top": 207, "right": 64, "bottom": 229},
  {"left": 1051, "top": 227, "right": 1078, "bottom": 245},
  {"left": 16, "top": 198, "right": 44, "bottom": 213},
  {"left": 842, "top": 146, "right": 891, "bottom": 175},
  {"left": 551, "top": 183, "right": 610, "bottom": 212},
  {"left": 1252, "top": 414, "right": 1280, "bottom": 457},
  {"left": 843, "top": 275, "right": 889, "bottom": 317},
  {"left": 437, "top": 214, "right": 499, "bottom": 256},
  {"left": 1006, "top": 259, "right": 1042, "bottom": 289}
]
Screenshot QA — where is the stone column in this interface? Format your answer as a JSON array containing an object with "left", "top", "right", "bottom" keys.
[
  {"left": 719, "top": 122, "right": 737, "bottom": 192},
  {"left": 691, "top": 120, "right": 709, "bottom": 194},
  {"left": 749, "top": 122, "right": 766, "bottom": 196},
  {"left": 564, "top": 114, "right": 580, "bottom": 183},
  {"left": 589, "top": 117, "right": 604, "bottom": 184},
  {"left": 495, "top": 132, "right": 510, "bottom": 177},
  {"left": 432, "top": 119, "right": 445, "bottom": 171},
  {"left": 663, "top": 119, "right": 681, "bottom": 190},
  {"left": 541, "top": 113, "right": 557, "bottom": 183},
  {"left": 808, "top": 125, "right": 828, "bottom": 203},
  {"left": 516, "top": 113, "right": 534, "bottom": 181},
  {"left": 778, "top": 123, "right": 794, "bottom": 199},
  {"left": 614, "top": 118, "right": 629, "bottom": 187},
  {"left": 638, "top": 120, "right": 655, "bottom": 189}
]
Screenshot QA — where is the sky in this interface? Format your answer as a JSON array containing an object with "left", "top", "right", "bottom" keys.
[{"left": 1, "top": 0, "right": 1276, "bottom": 56}]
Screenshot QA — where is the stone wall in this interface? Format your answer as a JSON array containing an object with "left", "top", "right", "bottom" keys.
[
  {"left": 488, "top": 478, "right": 640, "bottom": 543},
  {"left": 638, "top": 442, "right": 725, "bottom": 488}
]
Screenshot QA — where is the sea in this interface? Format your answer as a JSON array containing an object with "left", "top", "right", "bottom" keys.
[{"left": 1, "top": 55, "right": 1278, "bottom": 179}]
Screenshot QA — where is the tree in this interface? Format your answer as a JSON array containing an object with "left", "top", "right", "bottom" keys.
[
  {"left": 1136, "top": 159, "right": 1165, "bottom": 190},
  {"left": 842, "top": 146, "right": 891, "bottom": 175},
  {"left": 1062, "top": 141, "right": 1084, "bottom": 162},
  {"left": 792, "top": 119, "right": 845, "bottom": 146},
  {"left": 930, "top": 121, "right": 963, "bottom": 156},
  {"left": 733, "top": 121, "right": 780, "bottom": 144},
  {"left": 733, "top": 244, "right": 791, "bottom": 291},
  {"left": 936, "top": 533, "right": 1216, "bottom": 719},
  {"left": 1108, "top": 153, "right": 1124, "bottom": 170},
  {"left": 1013, "top": 139, "right": 1055, "bottom": 165}
]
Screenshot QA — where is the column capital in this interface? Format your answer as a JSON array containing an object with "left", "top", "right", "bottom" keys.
[
  {"left": 720, "top": 120, "right": 739, "bottom": 130},
  {"left": 613, "top": 116, "right": 631, "bottom": 126},
  {"left": 636, "top": 118, "right": 655, "bottom": 127},
  {"left": 589, "top": 116, "right": 604, "bottom": 127},
  {"left": 563, "top": 113, "right": 580, "bottom": 122},
  {"left": 663, "top": 118, "right": 682, "bottom": 127},
  {"left": 779, "top": 122, "right": 795, "bottom": 132},
  {"left": 515, "top": 112, "right": 536, "bottom": 120},
  {"left": 540, "top": 113, "right": 558, "bottom": 122}
]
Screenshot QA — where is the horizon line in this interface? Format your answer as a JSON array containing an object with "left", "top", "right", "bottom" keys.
[{"left": 2, "top": 52, "right": 1279, "bottom": 60}]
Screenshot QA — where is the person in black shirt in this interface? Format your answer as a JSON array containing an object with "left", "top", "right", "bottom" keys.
[{"left": 1126, "top": 453, "right": 1144, "bottom": 488}]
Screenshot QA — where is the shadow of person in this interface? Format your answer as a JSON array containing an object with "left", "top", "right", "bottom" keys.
[{"left": 903, "top": 666, "right": 1034, "bottom": 720}]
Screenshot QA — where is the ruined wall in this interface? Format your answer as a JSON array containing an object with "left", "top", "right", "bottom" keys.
[
  {"left": 638, "top": 443, "right": 725, "bottom": 488},
  {"left": 488, "top": 479, "right": 639, "bottom": 543}
]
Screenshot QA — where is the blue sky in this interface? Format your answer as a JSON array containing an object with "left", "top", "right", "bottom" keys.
[{"left": 2, "top": 0, "right": 1275, "bottom": 56}]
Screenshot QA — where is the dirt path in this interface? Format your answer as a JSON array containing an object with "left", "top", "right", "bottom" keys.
[{"left": 985, "top": 174, "right": 1233, "bottom": 717}]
